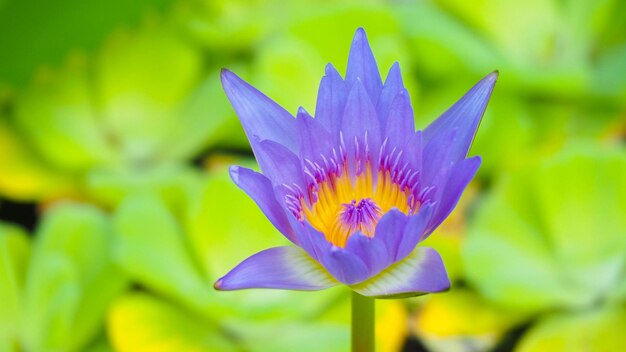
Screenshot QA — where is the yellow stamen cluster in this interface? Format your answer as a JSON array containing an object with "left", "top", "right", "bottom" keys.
[{"left": 302, "top": 165, "right": 414, "bottom": 247}]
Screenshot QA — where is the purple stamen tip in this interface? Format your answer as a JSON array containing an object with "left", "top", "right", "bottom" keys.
[{"left": 340, "top": 198, "right": 382, "bottom": 236}]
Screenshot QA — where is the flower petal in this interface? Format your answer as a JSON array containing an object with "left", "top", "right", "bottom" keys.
[
  {"left": 384, "top": 88, "right": 415, "bottom": 150},
  {"left": 373, "top": 209, "right": 409, "bottom": 262},
  {"left": 321, "top": 246, "right": 370, "bottom": 285},
  {"left": 345, "top": 231, "right": 390, "bottom": 277},
  {"left": 423, "top": 72, "right": 497, "bottom": 165},
  {"left": 214, "top": 246, "right": 337, "bottom": 291},
  {"left": 427, "top": 156, "right": 481, "bottom": 235},
  {"left": 315, "top": 64, "right": 348, "bottom": 134},
  {"left": 293, "top": 222, "right": 387, "bottom": 284},
  {"left": 256, "top": 139, "right": 305, "bottom": 190},
  {"left": 341, "top": 79, "right": 381, "bottom": 176},
  {"left": 291, "top": 220, "right": 332, "bottom": 262},
  {"left": 351, "top": 247, "right": 450, "bottom": 298},
  {"left": 229, "top": 166, "right": 295, "bottom": 242},
  {"left": 405, "top": 130, "right": 423, "bottom": 172},
  {"left": 396, "top": 203, "right": 435, "bottom": 261},
  {"left": 221, "top": 69, "right": 298, "bottom": 153},
  {"left": 421, "top": 127, "right": 457, "bottom": 187},
  {"left": 345, "top": 28, "right": 383, "bottom": 102},
  {"left": 296, "top": 107, "right": 334, "bottom": 163},
  {"left": 377, "top": 62, "right": 406, "bottom": 129}
]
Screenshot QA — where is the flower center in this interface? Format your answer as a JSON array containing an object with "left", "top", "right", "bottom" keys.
[
  {"left": 281, "top": 138, "right": 423, "bottom": 248},
  {"left": 300, "top": 166, "right": 415, "bottom": 247},
  {"left": 290, "top": 152, "right": 421, "bottom": 247},
  {"left": 339, "top": 198, "right": 382, "bottom": 238}
]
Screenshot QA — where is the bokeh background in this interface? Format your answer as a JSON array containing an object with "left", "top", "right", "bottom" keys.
[{"left": 1, "top": 0, "right": 625, "bottom": 351}]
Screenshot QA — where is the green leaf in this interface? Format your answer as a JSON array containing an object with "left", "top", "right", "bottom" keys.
[
  {"left": 0, "top": 0, "right": 174, "bottom": 86},
  {"left": 113, "top": 193, "right": 213, "bottom": 311},
  {"left": 12, "top": 58, "right": 116, "bottom": 172},
  {"left": 83, "top": 337, "right": 115, "bottom": 352},
  {"left": 397, "top": 0, "right": 625, "bottom": 99},
  {"left": 593, "top": 43, "right": 626, "bottom": 99},
  {"left": 469, "top": 96, "right": 536, "bottom": 176},
  {"left": 185, "top": 161, "right": 288, "bottom": 280},
  {"left": 21, "top": 203, "right": 127, "bottom": 351},
  {"left": 179, "top": 0, "right": 272, "bottom": 51},
  {"left": 230, "top": 321, "right": 348, "bottom": 352},
  {"left": 0, "top": 223, "right": 30, "bottom": 344},
  {"left": 517, "top": 304, "right": 626, "bottom": 352},
  {"left": 107, "top": 292, "right": 238, "bottom": 352},
  {"left": 0, "top": 119, "right": 74, "bottom": 201},
  {"left": 8, "top": 16, "right": 226, "bottom": 203},
  {"left": 161, "top": 73, "right": 236, "bottom": 161},
  {"left": 111, "top": 170, "right": 351, "bottom": 330},
  {"left": 463, "top": 145, "right": 626, "bottom": 313},
  {"left": 436, "top": 0, "right": 562, "bottom": 66},
  {"left": 251, "top": 36, "right": 323, "bottom": 119},
  {"left": 395, "top": 1, "right": 500, "bottom": 77},
  {"left": 95, "top": 23, "right": 203, "bottom": 163},
  {"left": 86, "top": 163, "right": 203, "bottom": 209},
  {"left": 22, "top": 252, "right": 81, "bottom": 351},
  {"left": 0, "top": 339, "right": 19, "bottom": 352}
]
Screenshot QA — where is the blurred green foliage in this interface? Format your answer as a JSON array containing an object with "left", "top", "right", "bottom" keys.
[
  {"left": 0, "top": 0, "right": 625, "bottom": 351},
  {"left": 0, "top": 0, "right": 172, "bottom": 85},
  {"left": 464, "top": 146, "right": 626, "bottom": 313},
  {"left": 0, "top": 203, "right": 126, "bottom": 351}
]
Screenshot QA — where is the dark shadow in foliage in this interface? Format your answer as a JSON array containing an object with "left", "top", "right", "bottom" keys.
[{"left": 0, "top": 198, "right": 38, "bottom": 232}]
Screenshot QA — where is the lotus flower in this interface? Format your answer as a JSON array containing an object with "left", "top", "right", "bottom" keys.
[{"left": 214, "top": 28, "right": 497, "bottom": 298}]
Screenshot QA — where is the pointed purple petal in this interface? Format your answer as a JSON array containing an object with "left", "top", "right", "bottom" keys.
[
  {"left": 421, "top": 128, "right": 457, "bottom": 187},
  {"left": 214, "top": 246, "right": 337, "bottom": 291},
  {"left": 384, "top": 89, "right": 415, "bottom": 150},
  {"left": 377, "top": 62, "right": 406, "bottom": 128},
  {"left": 351, "top": 247, "right": 450, "bottom": 298},
  {"left": 296, "top": 107, "right": 334, "bottom": 163},
  {"left": 341, "top": 79, "right": 381, "bottom": 176},
  {"left": 345, "top": 28, "right": 383, "bottom": 102},
  {"left": 426, "top": 156, "right": 481, "bottom": 236},
  {"left": 374, "top": 209, "right": 409, "bottom": 262},
  {"left": 405, "top": 130, "right": 423, "bottom": 172},
  {"left": 221, "top": 69, "right": 298, "bottom": 153},
  {"left": 229, "top": 166, "right": 296, "bottom": 243},
  {"left": 256, "top": 139, "right": 305, "bottom": 190},
  {"left": 423, "top": 72, "right": 497, "bottom": 164},
  {"left": 315, "top": 64, "right": 348, "bottom": 133},
  {"left": 321, "top": 246, "right": 370, "bottom": 285}
]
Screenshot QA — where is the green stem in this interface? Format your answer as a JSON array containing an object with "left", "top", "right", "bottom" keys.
[{"left": 351, "top": 291, "right": 375, "bottom": 352}]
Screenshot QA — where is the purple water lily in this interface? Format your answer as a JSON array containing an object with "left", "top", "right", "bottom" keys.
[{"left": 214, "top": 28, "right": 497, "bottom": 298}]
